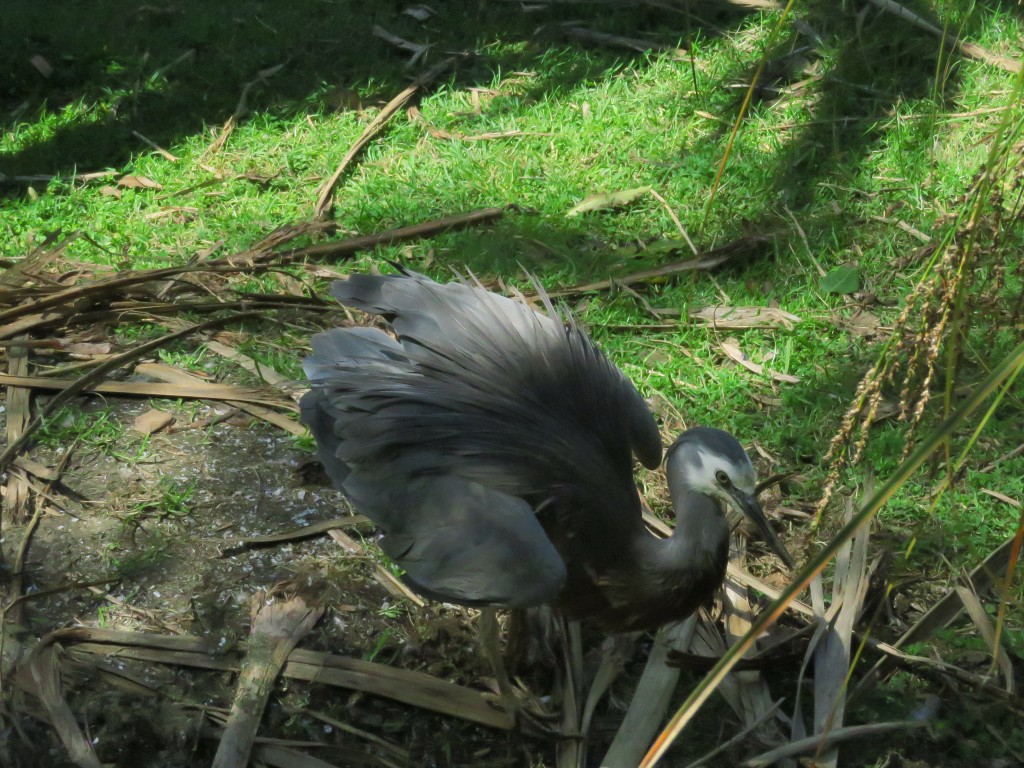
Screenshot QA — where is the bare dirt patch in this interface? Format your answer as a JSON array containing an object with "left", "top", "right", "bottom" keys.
[{"left": 3, "top": 395, "right": 547, "bottom": 767}]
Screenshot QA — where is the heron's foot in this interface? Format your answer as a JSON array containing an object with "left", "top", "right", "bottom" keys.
[{"left": 484, "top": 682, "right": 560, "bottom": 736}]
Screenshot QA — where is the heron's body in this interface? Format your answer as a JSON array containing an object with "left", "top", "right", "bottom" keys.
[{"left": 301, "top": 272, "right": 789, "bottom": 632}]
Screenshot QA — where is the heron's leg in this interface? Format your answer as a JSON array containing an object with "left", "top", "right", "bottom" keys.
[
  {"left": 506, "top": 605, "right": 559, "bottom": 675},
  {"left": 478, "top": 607, "right": 517, "bottom": 718}
]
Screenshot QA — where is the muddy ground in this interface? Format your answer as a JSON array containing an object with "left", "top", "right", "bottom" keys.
[
  {"left": 1, "top": 380, "right": 1006, "bottom": 768},
  {"left": 2, "top": 393, "right": 697, "bottom": 768}
]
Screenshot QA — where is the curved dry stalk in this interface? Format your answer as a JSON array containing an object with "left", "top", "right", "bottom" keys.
[{"left": 742, "top": 720, "right": 929, "bottom": 768}]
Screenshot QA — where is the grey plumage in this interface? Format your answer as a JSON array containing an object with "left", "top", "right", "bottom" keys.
[{"left": 301, "top": 271, "right": 792, "bottom": 630}]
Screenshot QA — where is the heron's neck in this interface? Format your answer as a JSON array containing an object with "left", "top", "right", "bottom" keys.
[
  {"left": 596, "top": 491, "right": 729, "bottom": 630},
  {"left": 664, "top": 489, "right": 729, "bottom": 567}
]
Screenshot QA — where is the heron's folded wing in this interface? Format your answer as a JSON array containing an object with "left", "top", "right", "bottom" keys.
[
  {"left": 344, "top": 470, "right": 567, "bottom": 608},
  {"left": 301, "top": 326, "right": 414, "bottom": 488}
]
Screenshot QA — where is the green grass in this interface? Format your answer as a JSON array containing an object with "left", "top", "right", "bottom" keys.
[
  {"left": 3, "top": 1, "right": 1024, "bottom": 762},
  {"left": 124, "top": 475, "right": 196, "bottom": 524},
  {"left": 5, "top": 0, "right": 1021, "bottom": 576},
  {"left": 35, "top": 405, "right": 128, "bottom": 454}
]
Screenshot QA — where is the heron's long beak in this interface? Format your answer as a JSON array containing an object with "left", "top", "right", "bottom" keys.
[{"left": 729, "top": 489, "right": 795, "bottom": 569}]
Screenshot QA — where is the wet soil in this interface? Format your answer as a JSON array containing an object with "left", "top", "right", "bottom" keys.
[
  {"left": 2, "top": 395, "right": 552, "bottom": 768},
  {"left": 0, "top": 394, "right": 1007, "bottom": 768}
]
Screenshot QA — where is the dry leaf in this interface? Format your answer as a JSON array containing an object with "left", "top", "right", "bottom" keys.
[
  {"left": 214, "top": 594, "right": 324, "bottom": 768},
  {"left": 980, "top": 488, "right": 1021, "bottom": 508},
  {"left": 372, "top": 25, "right": 430, "bottom": 66},
  {"left": 567, "top": 186, "right": 651, "bottom": 217},
  {"left": 257, "top": 63, "right": 286, "bottom": 80},
  {"left": 720, "top": 338, "right": 800, "bottom": 383},
  {"left": 402, "top": 4, "right": 436, "bottom": 21},
  {"left": 117, "top": 174, "right": 163, "bottom": 189},
  {"left": 272, "top": 272, "right": 307, "bottom": 297},
  {"left": 17, "top": 641, "right": 102, "bottom": 768},
  {"left": 750, "top": 392, "right": 782, "bottom": 407},
  {"left": 62, "top": 341, "right": 112, "bottom": 356},
  {"left": 602, "top": 620, "right": 696, "bottom": 767},
  {"left": 133, "top": 409, "right": 176, "bottom": 434},
  {"left": 690, "top": 305, "right": 801, "bottom": 330},
  {"left": 301, "top": 265, "right": 349, "bottom": 280},
  {"left": 30, "top": 55, "right": 54, "bottom": 77},
  {"left": 99, "top": 186, "right": 122, "bottom": 199},
  {"left": 13, "top": 456, "right": 60, "bottom": 482},
  {"left": 956, "top": 585, "right": 1015, "bottom": 694},
  {"left": 834, "top": 309, "right": 886, "bottom": 338},
  {"left": 134, "top": 362, "right": 302, "bottom": 433}
]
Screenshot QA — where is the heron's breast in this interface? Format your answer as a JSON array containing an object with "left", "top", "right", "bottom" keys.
[{"left": 555, "top": 558, "right": 728, "bottom": 633}]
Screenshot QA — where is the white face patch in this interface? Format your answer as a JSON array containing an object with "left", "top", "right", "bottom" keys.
[{"left": 666, "top": 428, "right": 758, "bottom": 503}]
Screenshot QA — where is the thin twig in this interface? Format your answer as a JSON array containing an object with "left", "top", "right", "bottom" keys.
[
  {"left": 979, "top": 442, "right": 1024, "bottom": 474},
  {"left": 131, "top": 130, "right": 179, "bottom": 162},
  {"left": 282, "top": 206, "right": 510, "bottom": 263},
  {"left": 0, "top": 313, "right": 260, "bottom": 474},
  {"left": 866, "top": 0, "right": 1021, "bottom": 73},
  {"left": 314, "top": 57, "right": 456, "bottom": 219},
  {"left": 649, "top": 189, "right": 698, "bottom": 256}
]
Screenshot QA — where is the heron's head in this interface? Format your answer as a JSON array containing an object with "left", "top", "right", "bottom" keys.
[{"left": 666, "top": 427, "right": 794, "bottom": 568}]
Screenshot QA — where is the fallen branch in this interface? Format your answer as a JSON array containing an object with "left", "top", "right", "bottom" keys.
[
  {"left": 134, "top": 363, "right": 302, "bottom": 434},
  {"left": 282, "top": 206, "right": 511, "bottom": 264},
  {"left": 250, "top": 742, "right": 396, "bottom": 768},
  {"left": 26, "top": 627, "right": 515, "bottom": 731},
  {"left": 218, "top": 516, "right": 371, "bottom": 556},
  {"left": 1, "top": 210, "right": 510, "bottom": 338},
  {"left": 867, "top": 0, "right": 1021, "bottom": 73},
  {"left": 742, "top": 721, "right": 929, "bottom": 767},
  {"left": 213, "top": 592, "right": 323, "bottom": 768},
  {"left": 557, "top": 24, "right": 686, "bottom": 55},
  {"left": 408, "top": 106, "right": 549, "bottom": 142},
  {"left": 542, "top": 234, "right": 775, "bottom": 299},
  {"left": 0, "top": 373, "right": 294, "bottom": 411}
]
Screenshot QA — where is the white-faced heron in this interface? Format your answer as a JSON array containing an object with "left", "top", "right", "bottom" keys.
[{"left": 300, "top": 270, "right": 793, "bottom": 699}]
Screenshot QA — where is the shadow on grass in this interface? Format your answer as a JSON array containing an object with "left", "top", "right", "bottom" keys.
[
  {"left": 1, "top": 0, "right": 748, "bottom": 178},
  {"left": 2, "top": 0, "right": 1001, "bottom": 194}
]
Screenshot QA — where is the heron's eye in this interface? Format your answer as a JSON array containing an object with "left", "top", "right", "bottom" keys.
[{"left": 715, "top": 470, "right": 731, "bottom": 487}]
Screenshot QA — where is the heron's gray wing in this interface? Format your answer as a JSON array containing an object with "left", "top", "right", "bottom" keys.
[
  {"left": 332, "top": 273, "right": 559, "bottom": 390},
  {"left": 302, "top": 271, "right": 664, "bottom": 603},
  {"left": 345, "top": 470, "right": 567, "bottom": 607},
  {"left": 332, "top": 272, "right": 662, "bottom": 470},
  {"left": 301, "top": 326, "right": 411, "bottom": 488},
  {"left": 301, "top": 326, "right": 566, "bottom": 606},
  {"left": 305, "top": 362, "right": 568, "bottom": 607}
]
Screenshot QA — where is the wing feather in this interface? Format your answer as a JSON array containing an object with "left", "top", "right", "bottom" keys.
[{"left": 301, "top": 271, "right": 663, "bottom": 608}]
